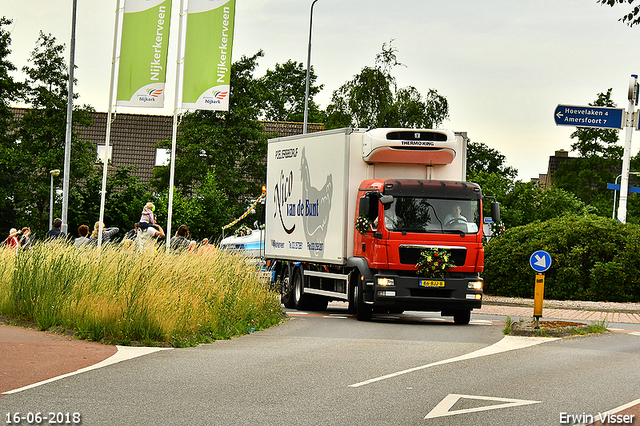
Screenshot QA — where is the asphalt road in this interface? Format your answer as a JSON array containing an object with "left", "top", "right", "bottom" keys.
[{"left": 2, "top": 308, "right": 640, "bottom": 426}]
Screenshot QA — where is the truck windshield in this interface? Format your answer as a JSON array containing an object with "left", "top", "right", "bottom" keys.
[{"left": 383, "top": 197, "right": 480, "bottom": 234}]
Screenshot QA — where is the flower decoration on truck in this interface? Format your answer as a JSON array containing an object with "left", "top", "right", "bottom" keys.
[
  {"left": 355, "top": 214, "right": 373, "bottom": 236},
  {"left": 234, "top": 226, "right": 253, "bottom": 237},
  {"left": 416, "top": 248, "right": 456, "bottom": 278}
]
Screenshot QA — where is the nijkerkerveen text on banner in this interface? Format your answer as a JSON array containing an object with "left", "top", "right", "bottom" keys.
[
  {"left": 116, "top": 0, "right": 172, "bottom": 108},
  {"left": 182, "top": 0, "right": 236, "bottom": 111}
]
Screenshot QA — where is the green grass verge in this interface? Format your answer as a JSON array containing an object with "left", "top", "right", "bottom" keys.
[{"left": 0, "top": 241, "right": 285, "bottom": 347}]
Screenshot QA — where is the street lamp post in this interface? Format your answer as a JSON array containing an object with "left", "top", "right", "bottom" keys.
[
  {"left": 49, "top": 169, "right": 61, "bottom": 230},
  {"left": 613, "top": 171, "right": 640, "bottom": 219},
  {"left": 303, "top": 0, "right": 319, "bottom": 134}
]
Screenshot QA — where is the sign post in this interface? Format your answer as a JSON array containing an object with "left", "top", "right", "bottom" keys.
[
  {"left": 530, "top": 250, "right": 552, "bottom": 329},
  {"left": 554, "top": 74, "right": 639, "bottom": 223},
  {"left": 617, "top": 74, "right": 638, "bottom": 223}
]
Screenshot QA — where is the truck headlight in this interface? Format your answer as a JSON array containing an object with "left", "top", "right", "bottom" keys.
[
  {"left": 378, "top": 277, "right": 395, "bottom": 286},
  {"left": 468, "top": 281, "right": 483, "bottom": 290}
]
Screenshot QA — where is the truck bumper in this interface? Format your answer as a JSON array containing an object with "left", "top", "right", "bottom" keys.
[{"left": 369, "top": 272, "right": 483, "bottom": 312}]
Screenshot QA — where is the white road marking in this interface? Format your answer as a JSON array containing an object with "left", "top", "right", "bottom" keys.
[
  {"left": 469, "top": 320, "right": 493, "bottom": 325},
  {"left": 2, "top": 346, "right": 172, "bottom": 395},
  {"left": 581, "top": 396, "right": 640, "bottom": 426},
  {"left": 348, "top": 335, "right": 559, "bottom": 388},
  {"left": 424, "top": 394, "right": 541, "bottom": 419},
  {"left": 630, "top": 332, "right": 640, "bottom": 336}
]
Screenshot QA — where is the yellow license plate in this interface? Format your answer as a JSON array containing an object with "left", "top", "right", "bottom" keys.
[{"left": 420, "top": 280, "right": 445, "bottom": 287}]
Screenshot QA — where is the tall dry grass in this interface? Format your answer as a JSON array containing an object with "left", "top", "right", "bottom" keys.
[{"left": 0, "top": 241, "right": 284, "bottom": 346}]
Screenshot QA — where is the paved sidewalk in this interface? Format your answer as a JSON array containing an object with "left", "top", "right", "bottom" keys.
[{"left": 479, "top": 295, "right": 640, "bottom": 324}]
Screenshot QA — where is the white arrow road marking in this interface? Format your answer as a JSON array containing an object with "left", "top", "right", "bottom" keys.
[
  {"left": 2, "top": 346, "right": 172, "bottom": 395},
  {"left": 348, "top": 335, "right": 559, "bottom": 388},
  {"left": 424, "top": 394, "right": 541, "bottom": 419},
  {"left": 534, "top": 254, "right": 547, "bottom": 268}
]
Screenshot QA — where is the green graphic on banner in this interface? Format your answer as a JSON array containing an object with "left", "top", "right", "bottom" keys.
[
  {"left": 182, "top": 0, "right": 236, "bottom": 111},
  {"left": 117, "top": 0, "right": 172, "bottom": 108}
]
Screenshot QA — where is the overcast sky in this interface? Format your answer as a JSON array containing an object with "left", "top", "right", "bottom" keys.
[{"left": 2, "top": 0, "right": 639, "bottom": 180}]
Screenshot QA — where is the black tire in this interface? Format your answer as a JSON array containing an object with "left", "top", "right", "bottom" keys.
[
  {"left": 293, "top": 267, "right": 309, "bottom": 310},
  {"left": 347, "top": 275, "right": 357, "bottom": 314},
  {"left": 355, "top": 275, "right": 373, "bottom": 321},
  {"left": 280, "top": 266, "right": 295, "bottom": 308},
  {"left": 453, "top": 309, "right": 471, "bottom": 325}
]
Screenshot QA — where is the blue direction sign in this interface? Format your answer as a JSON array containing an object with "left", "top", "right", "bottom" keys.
[
  {"left": 530, "top": 250, "right": 552, "bottom": 273},
  {"left": 554, "top": 104, "right": 624, "bottom": 129}
]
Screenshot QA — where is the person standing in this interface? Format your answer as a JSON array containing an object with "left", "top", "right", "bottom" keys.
[
  {"left": 18, "top": 227, "right": 32, "bottom": 250},
  {"left": 90, "top": 222, "right": 120, "bottom": 246},
  {"left": 170, "top": 224, "right": 192, "bottom": 252},
  {"left": 137, "top": 223, "right": 165, "bottom": 253},
  {"left": 5, "top": 228, "right": 20, "bottom": 249},
  {"left": 74, "top": 225, "right": 91, "bottom": 248},
  {"left": 46, "top": 218, "right": 66, "bottom": 240}
]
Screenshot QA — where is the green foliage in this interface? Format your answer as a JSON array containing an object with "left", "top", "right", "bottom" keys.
[
  {"left": 598, "top": 0, "right": 640, "bottom": 26},
  {"left": 467, "top": 141, "right": 517, "bottom": 180},
  {"left": 258, "top": 59, "right": 324, "bottom": 123},
  {"left": 69, "top": 165, "right": 148, "bottom": 236},
  {"left": 7, "top": 31, "right": 96, "bottom": 237},
  {"left": 152, "top": 52, "right": 267, "bottom": 231},
  {"left": 484, "top": 215, "right": 640, "bottom": 302},
  {"left": 325, "top": 40, "right": 448, "bottom": 129},
  {"left": 552, "top": 89, "right": 623, "bottom": 217},
  {"left": 0, "top": 17, "right": 22, "bottom": 233}
]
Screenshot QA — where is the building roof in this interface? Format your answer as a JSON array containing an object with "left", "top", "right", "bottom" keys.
[{"left": 11, "top": 108, "right": 324, "bottom": 182}]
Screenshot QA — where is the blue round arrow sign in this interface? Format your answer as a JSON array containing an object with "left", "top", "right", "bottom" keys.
[{"left": 530, "top": 250, "right": 552, "bottom": 273}]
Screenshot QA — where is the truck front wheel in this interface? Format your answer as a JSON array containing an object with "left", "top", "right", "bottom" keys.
[
  {"left": 453, "top": 309, "right": 471, "bottom": 325},
  {"left": 354, "top": 277, "right": 373, "bottom": 321}
]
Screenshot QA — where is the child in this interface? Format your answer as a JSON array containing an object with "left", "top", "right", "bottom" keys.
[{"left": 138, "top": 202, "right": 158, "bottom": 231}]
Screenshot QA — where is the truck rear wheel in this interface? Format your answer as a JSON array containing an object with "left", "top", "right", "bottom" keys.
[
  {"left": 280, "top": 266, "right": 295, "bottom": 308},
  {"left": 453, "top": 309, "right": 471, "bottom": 325},
  {"left": 293, "top": 267, "right": 309, "bottom": 310}
]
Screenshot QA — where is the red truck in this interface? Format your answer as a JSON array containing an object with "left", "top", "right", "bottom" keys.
[{"left": 264, "top": 127, "right": 500, "bottom": 322}]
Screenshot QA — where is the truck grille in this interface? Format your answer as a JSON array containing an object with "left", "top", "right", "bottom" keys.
[{"left": 399, "top": 246, "right": 467, "bottom": 266}]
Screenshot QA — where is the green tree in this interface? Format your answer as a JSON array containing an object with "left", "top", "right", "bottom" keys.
[
  {"left": 258, "top": 59, "right": 324, "bottom": 123},
  {"left": 598, "top": 0, "right": 640, "bottom": 26},
  {"left": 467, "top": 141, "right": 518, "bottom": 179},
  {"left": 0, "top": 17, "right": 24, "bottom": 233},
  {"left": 325, "top": 40, "right": 449, "bottom": 129},
  {"left": 13, "top": 32, "right": 96, "bottom": 237},
  {"left": 152, "top": 52, "right": 268, "bottom": 229},
  {"left": 69, "top": 165, "right": 148, "bottom": 237}
]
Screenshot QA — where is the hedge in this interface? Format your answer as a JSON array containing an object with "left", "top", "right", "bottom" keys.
[{"left": 483, "top": 215, "right": 640, "bottom": 302}]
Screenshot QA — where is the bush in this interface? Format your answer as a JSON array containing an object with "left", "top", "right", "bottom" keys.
[
  {"left": 484, "top": 215, "right": 640, "bottom": 302},
  {"left": 0, "top": 241, "right": 284, "bottom": 346}
]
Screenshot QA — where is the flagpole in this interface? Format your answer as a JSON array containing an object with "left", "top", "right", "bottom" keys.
[
  {"left": 166, "top": 0, "right": 188, "bottom": 249},
  {"left": 61, "top": 0, "right": 77, "bottom": 235},
  {"left": 98, "top": 0, "right": 124, "bottom": 247}
]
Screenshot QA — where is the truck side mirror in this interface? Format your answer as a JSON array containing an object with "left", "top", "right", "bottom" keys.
[
  {"left": 491, "top": 201, "right": 501, "bottom": 223},
  {"left": 359, "top": 196, "right": 371, "bottom": 218},
  {"left": 379, "top": 194, "right": 394, "bottom": 210}
]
